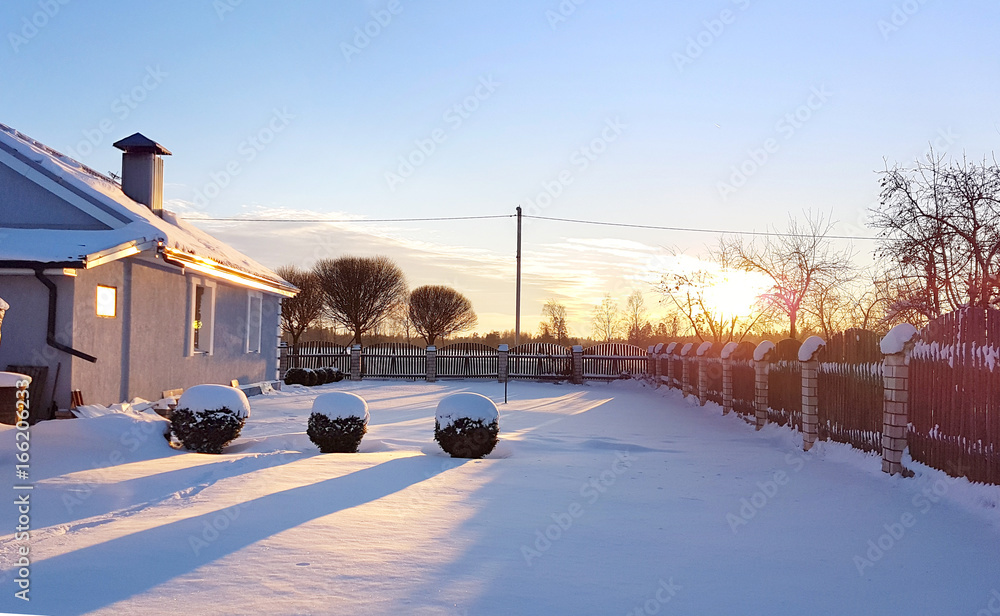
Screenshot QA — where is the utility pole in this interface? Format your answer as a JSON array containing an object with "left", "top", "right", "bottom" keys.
[{"left": 515, "top": 205, "right": 522, "bottom": 346}]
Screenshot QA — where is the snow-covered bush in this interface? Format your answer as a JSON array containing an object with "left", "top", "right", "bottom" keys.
[
  {"left": 304, "top": 369, "right": 320, "bottom": 387},
  {"left": 434, "top": 393, "right": 500, "bottom": 459},
  {"left": 323, "top": 367, "right": 345, "bottom": 383},
  {"left": 284, "top": 368, "right": 306, "bottom": 386},
  {"left": 170, "top": 385, "right": 250, "bottom": 454},
  {"left": 307, "top": 392, "right": 369, "bottom": 453}
]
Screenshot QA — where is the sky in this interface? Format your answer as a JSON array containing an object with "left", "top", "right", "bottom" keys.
[{"left": 2, "top": 0, "right": 999, "bottom": 335}]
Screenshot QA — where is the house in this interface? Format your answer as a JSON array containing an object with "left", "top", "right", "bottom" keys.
[{"left": 0, "top": 123, "right": 297, "bottom": 420}]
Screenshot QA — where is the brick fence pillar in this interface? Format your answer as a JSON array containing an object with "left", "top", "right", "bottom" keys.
[
  {"left": 722, "top": 357, "right": 733, "bottom": 415},
  {"left": 753, "top": 341, "right": 774, "bottom": 431},
  {"left": 571, "top": 345, "right": 583, "bottom": 385},
  {"left": 696, "top": 342, "right": 712, "bottom": 406},
  {"left": 681, "top": 343, "right": 693, "bottom": 397},
  {"left": 801, "top": 360, "right": 820, "bottom": 450},
  {"left": 799, "top": 336, "right": 825, "bottom": 451},
  {"left": 426, "top": 346, "right": 437, "bottom": 382},
  {"left": 880, "top": 325, "right": 918, "bottom": 475},
  {"left": 653, "top": 345, "right": 663, "bottom": 389},
  {"left": 647, "top": 346, "right": 655, "bottom": 381},
  {"left": 665, "top": 343, "right": 677, "bottom": 389},
  {"left": 498, "top": 344, "right": 509, "bottom": 383},
  {"left": 350, "top": 344, "right": 362, "bottom": 381}
]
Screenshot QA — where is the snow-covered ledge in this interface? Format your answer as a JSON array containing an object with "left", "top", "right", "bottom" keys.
[
  {"left": 753, "top": 340, "right": 775, "bottom": 363},
  {"left": 880, "top": 323, "right": 919, "bottom": 355},
  {"left": 798, "top": 336, "right": 826, "bottom": 362}
]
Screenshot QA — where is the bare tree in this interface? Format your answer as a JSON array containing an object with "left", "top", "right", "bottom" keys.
[
  {"left": 387, "top": 301, "right": 416, "bottom": 343},
  {"left": 872, "top": 153, "right": 1000, "bottom": 318},
  {"left": 408, "top": 285, "right": 478, "bottom": 346},
  {"left": 623, "top": 290, "right": 653, "bottom": 346},
  {"left": 540, "top": 299, "right": 569, "bottom": 345},
  {"left": 721, "top": 211, "right": 855, "bottom": 339},
  {"left": 592, "top": 294, "right": 622, "bottom": 342},
  {"left": 314, "top": 256, "right": 408, "bottom": 345},
  {"left": 275, "top": 265, "right": 324, "bottom": 346},
  {"left": 657, "top": 262, "right": 766, "bottom": 343}
]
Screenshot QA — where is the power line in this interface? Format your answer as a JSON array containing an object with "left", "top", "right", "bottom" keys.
[
  {"left": 189, "top": 212, "right": 878, "bottom": 241},
  {"left": 523, "top": 214, "right": 878, "bottom": 241},
  {"left": 196, "top": 214, "right": 515, "bottom": 223}
]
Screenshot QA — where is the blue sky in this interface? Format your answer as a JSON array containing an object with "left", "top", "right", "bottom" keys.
[{"left": 3, "top": 0, "right": 999, "bottom": 333}]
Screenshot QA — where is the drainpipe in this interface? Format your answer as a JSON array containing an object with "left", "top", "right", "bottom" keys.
[{"left": 34, "top": 270, "right": 98, "bottom": 363}]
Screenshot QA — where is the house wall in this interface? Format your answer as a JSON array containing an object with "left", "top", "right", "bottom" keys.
[
  {"left": 2, "top": 256, "right": 281, "bottom": 412},
  {"left": 120, "top": 258, "right": 278, "bottom": 403},
  {"left": 0, "top": 272, "right": 77, "bottom": 413},
  {"left": 69, "top": 261, "right": 127, "bottom": 407}
]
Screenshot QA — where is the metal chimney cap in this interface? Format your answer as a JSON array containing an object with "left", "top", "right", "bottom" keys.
[{"left": 112, "top": 133, "right": 172, "bottom": 155}]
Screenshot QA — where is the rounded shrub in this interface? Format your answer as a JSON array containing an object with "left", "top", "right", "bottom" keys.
[
  {"left": 303, "top": 369, "right": 319, "bottom": 387},
  {"left": 328, "top": 367, "right": 345, "bottom": 383},
  {"left": 283, "top": 368, "right": 307, "bottom": 386},
  {"left": 307, "top": 392, "right": 369, "bottom": 453},
  {"left": 170, "top": 384, "right": 250, "bottom": 454},
  {"left": 434, "top": 393, "right": 500, "bottom": 459},
  {"left": 319, "top": 367, "right": 336, "bottom": 385}
]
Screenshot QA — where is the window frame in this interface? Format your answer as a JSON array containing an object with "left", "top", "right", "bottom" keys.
[
  {"left": 187, "top": 278, "right": 216, "bottom": 356},
  {"left": 246, "top": 291, "right": 263, "bottom": 354},
  {"left": 96, "top": 285, "right": 117, "bottom": 318}
]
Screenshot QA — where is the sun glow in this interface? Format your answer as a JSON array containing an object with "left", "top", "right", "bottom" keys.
[{"left": 701, "top": 270, "right": 771, "bottom": 320}]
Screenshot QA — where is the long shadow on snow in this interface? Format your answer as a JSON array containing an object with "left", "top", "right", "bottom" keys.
[
  {"left": 31, "top": 449, "right": 314, "bottom": 531},
  {"left": 12, "top": 455, "right": 465, "bottom": 616}
]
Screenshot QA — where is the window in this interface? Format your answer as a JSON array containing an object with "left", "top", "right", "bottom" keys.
[
  {"left": 96, "top": 285, "right": 117, "bottom": 317},
  {"left": 246, "top": 292, "right": 262, "bottom": 353},
  {"left": 189, "top": 281, "right": 215, "bottom": 355}
]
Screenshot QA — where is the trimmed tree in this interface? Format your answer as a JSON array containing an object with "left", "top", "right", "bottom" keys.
[
  {"left": 275, "top": 265, "right": 324, "bottom": 346},
  {"left": 314, "top": 256, "right": 408, "bottom": 345},
  {"left": 408, "top": 285, "right": 478, "bottom": 346}
]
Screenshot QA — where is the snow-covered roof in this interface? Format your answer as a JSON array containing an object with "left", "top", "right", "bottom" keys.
[{"left": 0, "top": 123, "right": 295, "bottom": 297}]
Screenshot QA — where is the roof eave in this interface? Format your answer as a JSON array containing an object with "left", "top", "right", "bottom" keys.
[{"left": 161, "top": 248, "right": 299, "bottom": 298}]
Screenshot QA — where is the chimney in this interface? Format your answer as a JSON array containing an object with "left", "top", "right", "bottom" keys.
[{"left": 112, "top": 133, "right": 171, "bottom": 214}]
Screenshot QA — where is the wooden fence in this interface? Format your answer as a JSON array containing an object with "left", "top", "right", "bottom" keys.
[
  {"left": 437, "top": 343, "right": 498, "bottom": 379},
  {"left": 582, "top": 343, "right": 647, "bottom": 380},
  {"left": 817, "top": 329, "right": 883, "bottom": 453},
  {"left": 648, "top": 307, "right": 1000, "bottom": 484},
  {"left": 362, "top": 344, "right": 425, "bottom": 379},
  {"left": 767, "top": 339, "right": 802, "bottom": 430},
  {"left": 909, "top": 309, "right": 1000, "bottom": 484},
  {"left": 509, "top": 343, "right": 573, "bottom": 380}
]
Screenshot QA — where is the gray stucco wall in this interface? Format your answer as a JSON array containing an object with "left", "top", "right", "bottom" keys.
[
  {"left": 70, "top": 261, "right": 126, "bottom": 406},
  {"left": 0, "top": 272, "right": 76, "bottom": 413},
  {"left": 1, "top": 255, "right": 281, "bottom": 413},
  {"left": 119, "top": 257, "right": 278, "bottom": 403}
]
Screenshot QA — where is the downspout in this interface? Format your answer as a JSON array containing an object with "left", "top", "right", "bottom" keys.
[{"left": 34, "top": 269, "right": 98, "bottom": 363}]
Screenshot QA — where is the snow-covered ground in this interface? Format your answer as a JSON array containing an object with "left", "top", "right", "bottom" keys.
[{"left": 2, "top": 380, "right": 1000, "bottom": 616}]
